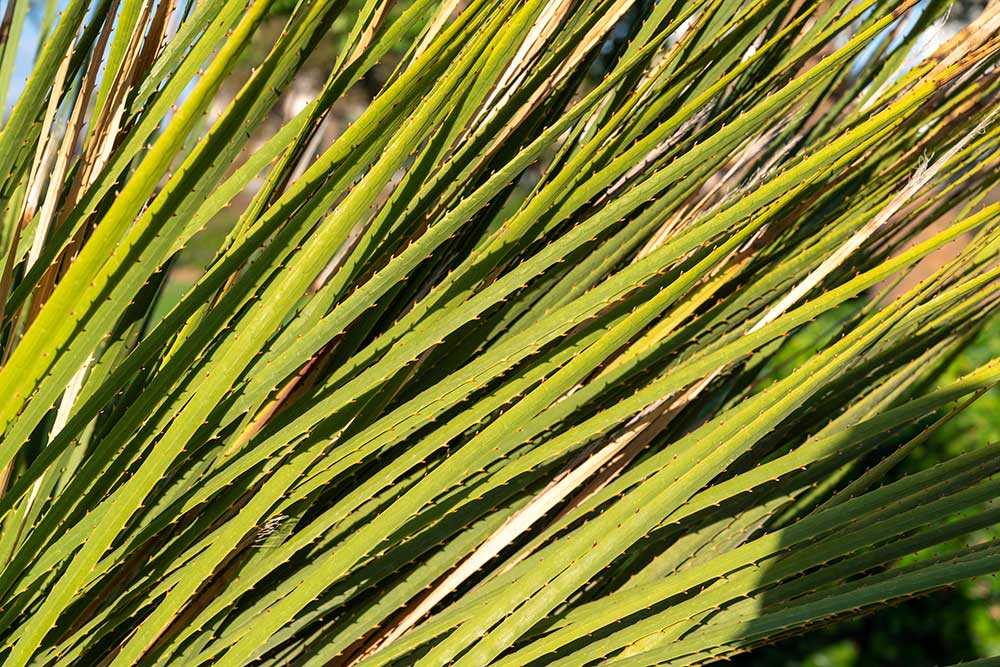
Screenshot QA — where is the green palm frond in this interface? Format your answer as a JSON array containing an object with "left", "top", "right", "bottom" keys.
[{"left": 0, "top": 0, "right": 998, "bottom": 665}]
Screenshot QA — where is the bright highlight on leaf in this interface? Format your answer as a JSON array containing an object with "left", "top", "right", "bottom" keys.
[{"left": 0, "top": 0, "right": 998, "bottom": 665}]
